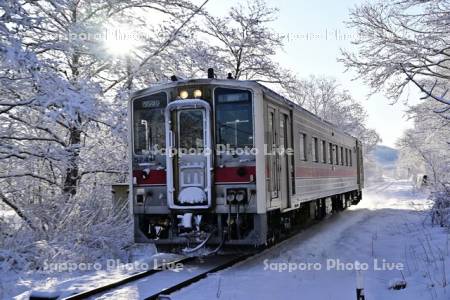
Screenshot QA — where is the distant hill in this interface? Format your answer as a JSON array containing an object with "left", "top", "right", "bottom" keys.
[{"left": 369, "top": 145, "right": 399, "bottom": 168}]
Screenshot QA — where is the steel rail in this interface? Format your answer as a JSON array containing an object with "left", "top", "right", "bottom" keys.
[
  {"left": 144, "top": 253, "right": 254, "bottom": 300},
  {"left": 61, "top": 257, "right": 196, "bottom": 300}
]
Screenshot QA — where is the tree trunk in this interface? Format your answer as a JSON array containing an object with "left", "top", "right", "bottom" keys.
[
  {"left": 0, "top": 191, "right": 36, "bottom": 231},
  {"left": 62, "top": 44, "right": 82, "bottom": 201},
  {"left": 62, "top": 125, "right": 81, "bottom": 200}
]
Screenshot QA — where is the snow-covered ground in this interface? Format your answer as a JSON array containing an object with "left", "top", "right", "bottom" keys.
[
  {"left": 2, "top": 179, "right": 449, "bottom": 300},
  {"left": 0, "top": 246, "right": 181, "bottom": 299},
  {"left": 170, "top": 179, "right": 449, "bottom": 300}
]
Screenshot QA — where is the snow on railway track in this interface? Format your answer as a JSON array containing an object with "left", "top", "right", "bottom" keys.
[
  {"left": 364, "top": 180, "right": 393, "bottom": 193},
  {"left": 60, "top": 256, "right": 196, "bottom": 300},
  {"left": 167, "top": 180, "right": 447, "bottom": 300},
  {"left": 86, "top": 254, "right": 252, "bottom": 300},
  {"left": 29, "top": 254, "right": 252, "bottom": 300}
]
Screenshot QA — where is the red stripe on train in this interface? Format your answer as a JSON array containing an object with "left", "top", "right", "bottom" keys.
[
  {"left": 215, "top": 166, "right": 256, "bottom": 183},
  {"left": 133, "top": 170, "right": 166, "bottom": 185},
  {"left": 295, "top": 166, "right": 357, "bottom": 178},
  {"left": 133, "top": 166, "right": 257, "bottom": 185}
]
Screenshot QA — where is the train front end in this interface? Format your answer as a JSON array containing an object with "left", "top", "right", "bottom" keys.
[{"left": 130, "top": 79, "right": 266, "bottom": 250}]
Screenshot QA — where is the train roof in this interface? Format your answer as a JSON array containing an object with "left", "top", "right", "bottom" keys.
[{"left": 131, "top": 78, "right": 359, "bottom": 142}]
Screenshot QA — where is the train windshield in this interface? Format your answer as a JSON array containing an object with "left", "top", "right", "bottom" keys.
[
  {"left": 179, "top": 109, "right": 204, "bottom": 150},
  {"left": 215, "top": 88, "right": 253, "bottom": 148},
  {"left": 133, "top": 92, "right": 167, "bottom": 155}
]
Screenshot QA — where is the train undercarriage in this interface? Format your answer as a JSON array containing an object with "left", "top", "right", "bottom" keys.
[{"left": 133, "top": 190, "right": 362, "bottom": 252}]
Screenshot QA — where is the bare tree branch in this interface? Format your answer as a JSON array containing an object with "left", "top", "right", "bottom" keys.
[{"left": 0, "top": 191, "right": 37, "bottom": 231}]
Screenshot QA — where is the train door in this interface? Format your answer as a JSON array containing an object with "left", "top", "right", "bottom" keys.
[
  {"left": 356, "top": 141, "right": 364, "bottom": 189},
  {"left": 267, "top": 106, "right": 280, "bottom": 205},
  {"left": 165, "top": 99, "right": 212, "bottom": 209},
  {"left": 267, "top": 105, "right": 292, "bottom": 210},
  {"left": 279, "top": 110, "right": 291, "bottom": 210}
]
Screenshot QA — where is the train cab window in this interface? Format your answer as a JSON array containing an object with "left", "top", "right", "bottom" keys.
[
  {"left": 329, "top": 142, "right": 333, "bottom": 164},
  {"left": 340, "top": 146, "right": 344, "bottom": 165},
  {"left": 179, "top": 109, "right": 204, "bottom": 150},
  {"left": 312, "top": 137, "right": 319, "bottom": 162},
  {"left": 215, "top": 88, "right": 253, "bottom": 148},
  {"left": 349, "top": 149, "right": 353, "bottom": 166},
  {"left": 335, "top": 145, "right": 339, "bottom": 165},
  {"left": 299, "top": 133, "right": 307, "bottom": 161},
  {"left": 321, "top": 140, "right": 327, "bottom": 163},
  {"left": 133, "top": 92, "right": 167, "bottom": 155}
]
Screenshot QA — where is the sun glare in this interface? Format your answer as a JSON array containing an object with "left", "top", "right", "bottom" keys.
[{"left": 104, "top": 24, "right": 142, "bottom": 56}]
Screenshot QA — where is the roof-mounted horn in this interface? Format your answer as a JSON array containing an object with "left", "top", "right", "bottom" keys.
[{"left": 207, "top": 68, "right": 215, "bottom": 79}]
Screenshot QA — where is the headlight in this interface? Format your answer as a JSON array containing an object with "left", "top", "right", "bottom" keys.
[
  {"left": 226, "top": 191, "right": 236, "bottom": 203},
  {"left": 179, "top": 90, "right": 188, "bottom": 99},
  {"left": 236, "top": 191, "right": 245, "bottom": 202},
  {"left": 193, "top": 89, "right": 202, "bottom": 98}
]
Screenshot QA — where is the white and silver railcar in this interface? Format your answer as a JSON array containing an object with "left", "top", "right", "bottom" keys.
[{"left": 129, "top": 71, "right": 364, "bottom": 248}]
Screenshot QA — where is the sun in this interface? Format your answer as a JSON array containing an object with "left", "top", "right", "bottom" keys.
[{"left": 104, "top": 24, "right": 142, "bottom": 56}]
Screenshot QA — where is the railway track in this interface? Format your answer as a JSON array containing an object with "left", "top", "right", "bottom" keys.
[
  {"left": 29, "top": 253, "right": 254, "bottom": 300},
  {"left": 31, "top": 225, "right": 309, "bottom": 300},
  {"left": 57, "top": 223, "right": 320, "bottom": 299},
  {"left": 364, "top": 181, "right": 393, "bottom": 193},
  {"left": 62, "top": 256, "right": 196, "bottom": 300},
  {"left": 138, "top": 253, "right": 253, "bottom": 300},
  {"left": 30, "top": 197, "right": 361, "bottom": 300}
]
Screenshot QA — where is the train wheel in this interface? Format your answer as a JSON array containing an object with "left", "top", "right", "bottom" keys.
[
  {"left": 314, "top": 199, "right": 326, "bottom": 220},
  {"left": 266, "top": 212, "right": 282, "bottom": 246}
]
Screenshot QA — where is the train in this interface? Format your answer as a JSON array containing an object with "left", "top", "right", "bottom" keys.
[{"left": 128, "top": 69, "right": 364, "bottom": 251}]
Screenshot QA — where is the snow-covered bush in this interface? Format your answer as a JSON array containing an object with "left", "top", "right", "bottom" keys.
[
  {"left": 0, "top": 183, "right": 132, "bottom": 272},
  {"left": 388, "top": 278, "right": 407, "bottom": 290},
  {"left": 394, "top": 99, "right": 450, "bottom": 226},
  {"left": 431, "top": 190, "right": 450, "bottom": 228}
]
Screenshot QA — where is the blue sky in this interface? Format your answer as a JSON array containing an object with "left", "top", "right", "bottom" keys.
[{"left": 205, "top": 0, "right": 418, "bottom": 148}]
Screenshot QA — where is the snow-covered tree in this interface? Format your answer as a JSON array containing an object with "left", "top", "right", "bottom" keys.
[
  {"left": 0, "top": 0, "right": 205, "bottom": 215},
  {"left": 289, "top": 76, "right": 381, "bottom": 153},
  {"left": 200, "top": 0, "right": 283, "bottom": 81},
  {"left": 0, "top": 0, "right": 206, "bottom": 268},
  {"left": 340, "top": 0, "right": 450, "bottom": 114},
  {"left": 166, "top": 0, "right": 299, "bottom": 91},
  {"left": 339, "top": 0, "right": 450, "bottom": 221},
  {"left": 397, "top": 101, "right": 450, "bottom": 186},
  {"left": 396, "top": 100, "right": 450, "bottom": 225}
]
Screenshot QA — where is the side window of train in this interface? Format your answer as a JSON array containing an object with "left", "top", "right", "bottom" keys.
[
  {"left": 335, "top": 145, "right": 339, "bottom": 165},
  {"left": 340, "top": 146, "right": 344, "bottom": 165},
  {"left": 312, "top": 137, "right": 319, "bottom": 162},
  {"left": 328, "top": 142, "right": 333, "bottom": 164},
  {"left": 299, "top": 132, "right": 307, "bottom": 161},
  {"left": 345, "top": 148, "right": 349, "bottom": 166},
  {"left": 349, "top": 149, "right": 353, "bottom": 166},
  {"left": 321, "top": 140, "right": 327, "bottom": 163}
]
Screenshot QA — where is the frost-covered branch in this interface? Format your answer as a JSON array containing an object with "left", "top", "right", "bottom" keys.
[
  {"left": 401, "top": 64, "right": 450, "bottom": 117},
  {"left": 103, "top": 0, "right": 210, "bottom": 93},
  {"left": 0, "top": 173, "right": 58, "bottom": 186},
  {"left": 0, "top": 191, "right": 36, "bottom": 231},
  {"left": 340, "top": 0, "right": 450, "bottom": 112},
  {"left": 197, "top": 0, "right": 283, "bottom": 81}
]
